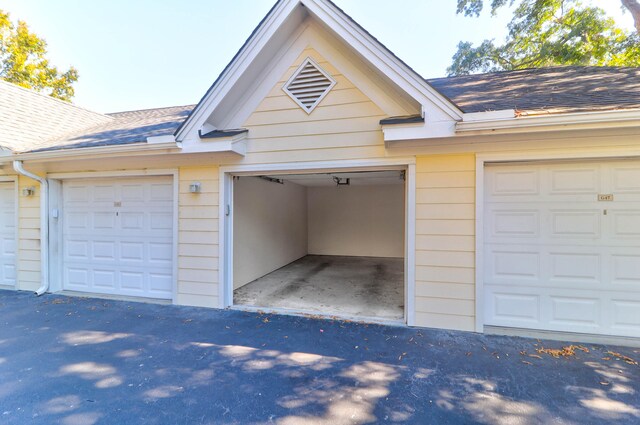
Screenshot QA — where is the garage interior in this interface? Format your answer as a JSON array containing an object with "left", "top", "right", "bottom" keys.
[{"left": 232, "top": 170, "right": 405, "bottom": 321}]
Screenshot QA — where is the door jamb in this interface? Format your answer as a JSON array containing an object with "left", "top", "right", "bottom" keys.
[{"left": 218, "top": 158, "right": 417, "bottom": 325}]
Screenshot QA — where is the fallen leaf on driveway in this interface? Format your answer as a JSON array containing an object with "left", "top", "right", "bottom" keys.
[
  {"left": 607, "top": 351, "right": 638, "bottom": 366},
  {"left": 536, "top": 345, "right": 589, "bottom": 358}
]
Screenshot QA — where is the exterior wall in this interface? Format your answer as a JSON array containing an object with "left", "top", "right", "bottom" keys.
[
  {"left": 177, "top": 166, "right": 219, "bottom": 307},
  {"left": 236, "top": 47, "right": 391, "bottom": 166},
  {"left": 233, "top": 177, "right": 308, "bottom": 289},
  {"left": 414, "top": 154, "right": 476, "bottom": 331},
  {"left": 307, "top": 184, "right": 404, "bottom": 258},
  {"left": 17, "top": 175, "right": 41, "bottom": 292}
]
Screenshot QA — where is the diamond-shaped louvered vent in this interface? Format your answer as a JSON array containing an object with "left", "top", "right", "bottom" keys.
[{"left": 283, "top": 58, "right": 336, "bottom": 114}]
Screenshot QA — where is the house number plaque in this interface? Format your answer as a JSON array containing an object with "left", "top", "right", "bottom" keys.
[{"left": 598, "top": 194, "right": 614, "bottom": 202}]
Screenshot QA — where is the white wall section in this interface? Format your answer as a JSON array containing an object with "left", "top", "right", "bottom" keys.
[
  {"left": 233, "top": 177, "right": 308, "bottom": 288},
  {"left": 307, "top": 184, "right": 404, "bottom": 257}
]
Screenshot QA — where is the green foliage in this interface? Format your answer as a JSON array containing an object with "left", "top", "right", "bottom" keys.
[
  {"left": 0, "top": 9, "right": 78, "bottom": 101},
  {"left": 448, "top": 0, "right": 640, "bottom": 76}
]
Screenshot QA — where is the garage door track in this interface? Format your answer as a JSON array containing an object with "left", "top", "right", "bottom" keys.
[{"left": 0, "top": 291, "right": 638, "bottom": 424}]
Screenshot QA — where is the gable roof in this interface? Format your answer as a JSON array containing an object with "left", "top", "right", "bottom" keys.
[
  {"left": 427, "top": 66, "right": 640, "bottom": 115},
  {"left": 27, "top": 105, "right": 194, "bottom": 153},
  {"left": 0, "top": 80, "right": 112, "bottom": 152},
  {"left": 174, "top": 0, "right": 462, "bottom": 140}
]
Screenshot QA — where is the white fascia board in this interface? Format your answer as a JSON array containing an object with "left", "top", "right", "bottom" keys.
[
  {"left": 147, "top": 135, "right": 177, "bottom": 144},
  {"left": 462, "top": 109, "right": 515, "bottom": 122},
  {"left": 174, "top": 0, "right": 299, "bottom": 141},
  {"left": 382, "top": 120, "right": 457, "bottom": 142},
  {"left": 302, "top": 0, "right": 463, "bottom": 121},
  {"left": 181, "top": 132, "right": 247, "bottom": 155},
  {"left": 457, "top": 108, "right": 640, "bottom": 133},
  {"left": 14, "top": 141, "right": 182, "bottom": 162},
  {"left": 384, "top": 108, "right": 640, "bottom": 144}
]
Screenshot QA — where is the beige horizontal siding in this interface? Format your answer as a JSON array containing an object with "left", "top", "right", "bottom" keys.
[
  {"left": 176, "top": 166, "right": 219, "bottom": 308},
  {"left": 240, "top": 47, "right": 404, "bottom": 166},
  {"left": 414, "top": 154, "right": 476, "bottom": 332},
  {"left": 17, "top": 175, "right": 41, "bottom": 291}
]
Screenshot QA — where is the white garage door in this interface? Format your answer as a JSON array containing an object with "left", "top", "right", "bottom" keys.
[
  {"left": 484, "top": 160, "right": 640, "bottom": 338},
  {"left": 63, "top": 176, "right": 174, "bottom": 299},
  {"left": 0, "top": 182, "right": 16, "bottom": 287}
]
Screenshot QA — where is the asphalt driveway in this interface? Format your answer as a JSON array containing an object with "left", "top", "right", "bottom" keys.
[{"left": 0, "top": 291, "right": 638, "bottom": 425}]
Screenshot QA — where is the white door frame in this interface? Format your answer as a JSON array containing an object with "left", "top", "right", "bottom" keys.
[
  {"left": 475, "top": 150, "right": 640, "bottom": 333},
  {"left": 48, "top": 169, "right": 179, "bottom": 303},
  {"left": 0, "top": 176, "right": 18, "bottom": 289},
  {"left": 219, "top": 158, "right": 417, "bottom": 325}
]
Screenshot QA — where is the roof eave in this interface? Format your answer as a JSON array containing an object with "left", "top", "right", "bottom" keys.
[
  {"left": 456, "top": 108, "right": 640, "bottom": 134},
  {"left": 14, "top": 140, "right": 182, "bottom": 162}
]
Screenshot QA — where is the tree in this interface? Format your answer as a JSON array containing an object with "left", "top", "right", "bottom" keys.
[
  {"left": 621, "top": 0, "right": 640, "bottom": 33},
  {"left": 448, "top": 0, "right": 640, "bottom": 76},
  {"left": 0, "top": 10, "right": 78, "bottom": 101}
]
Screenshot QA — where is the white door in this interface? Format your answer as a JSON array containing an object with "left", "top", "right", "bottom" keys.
[
  {"left": 0, "top": 182, "right": 16, "bottom": 287},
  {"left": 62, "top": 176, "right": 174, "bottom": 299},
  {"left": 484, "top": 160, "right": 640, "bottom": 338}
]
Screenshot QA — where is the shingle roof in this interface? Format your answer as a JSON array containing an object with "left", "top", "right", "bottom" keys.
[
  {"left": 28, "top": 105, "right": 195, "bottom": 153},
  {"left": 0, "top": 80, "right": 112, "bottom": 152},
  {"left": 427, "top": 66, "right": 640, "bottom": 114}
]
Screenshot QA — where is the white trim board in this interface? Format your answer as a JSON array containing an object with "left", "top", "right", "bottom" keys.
[
  {"left": 218, "top": 158, "right": 416, "bottom": 325},
  {"left": 474, "top": 151, "right": 640, "bottom": 333}
]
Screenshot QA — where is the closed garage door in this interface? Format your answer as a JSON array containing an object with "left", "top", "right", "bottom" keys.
[
  {"left": 484, "top": 160, "right": 640, "bottom": 338},
  {"left": 63, "top": 176, "right": 174, "bottom": 299},
  {"left": 0, "top": 182, "right": 16, "bottom": 286}
]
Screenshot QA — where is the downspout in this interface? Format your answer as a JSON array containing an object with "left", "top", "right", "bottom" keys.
[{"left": 13, "top": 160, "right": 49, "bottom": 296}]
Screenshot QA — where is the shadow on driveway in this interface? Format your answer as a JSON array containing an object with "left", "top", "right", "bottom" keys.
[{"left": 0, "top": 291, "right": 638, "bottom": 424}]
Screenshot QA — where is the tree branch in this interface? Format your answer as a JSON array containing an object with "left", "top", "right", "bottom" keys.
[{"left": 621, "top": 0, "right": 640, "bottom": 34}]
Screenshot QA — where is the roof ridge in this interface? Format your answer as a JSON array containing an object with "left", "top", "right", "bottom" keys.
[{"left": 0, "top": 79, "right": 112, "bottom": 121}]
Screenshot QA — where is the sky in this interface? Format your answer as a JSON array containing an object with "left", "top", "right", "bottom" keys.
[{"left": 1, "top": 0, "right": 635, "bottom": 113}]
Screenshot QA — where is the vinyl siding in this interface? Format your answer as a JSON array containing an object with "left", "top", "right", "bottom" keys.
[
  {"left": 238, "top": 47, "right": 400, "bottom": 165},
  {"left": 176, "top": 166, "right": 219, "bottom": 308},
  {"left": 17, "top": 175, "right": 41, "bottom": 291},
  {"left": 414, "top": 154, "right": 476, "bottom": 331}
]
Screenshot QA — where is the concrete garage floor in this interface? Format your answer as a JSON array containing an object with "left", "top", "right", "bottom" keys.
[
  {"left": 233, "top": 255, "right": 404, "bottom": 321},
  {"left": 1, "top": 292, "right": 640, "bottom": 425}
]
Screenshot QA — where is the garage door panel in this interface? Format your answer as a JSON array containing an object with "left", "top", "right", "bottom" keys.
[
  {"left": 611, "top": 210, "right": 640, "bottom": 237},
  {"left": 487, "top": 209, "right": 540, "bottom": 238},
  {"left": 611, "top": 166, "right": 640, "bottom": 193},
  {"left": 548, "top": 296, "right": 602, "bottom": 328},
  {"left": 611, "top": 300, "right": 640, "bottom": 331},
  {"left": 548, "top": 253, "right": 600, "bottom": 284},
  {"left": 485, "top": 161, "right": 640, "bottom": 338},
  {"left": 488, "top": 291, "right": 541, "bottom": 324},
  {"left": 0, "top": 183, "right": 16, "bottom": 286},
  {"left": 489, "top": 169, "right": 540, "bottom": 196},
  {"left": 548, "top": 167, "right": 600, "bottom": 194},
  {"left": 611, "top": 254, "right": 640, "bottom": 285},
  {"left": 63, "top": 177, "right": 174, "bottom": 299},
  {"left": 550, "top": 210, "right": 601, "bottom": 238},
  {"left": 149, "top": 183, "right": 173, "bottom": 201},
  {"left": 487, "top": 250, "right": 540, "bottom": 282}
]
